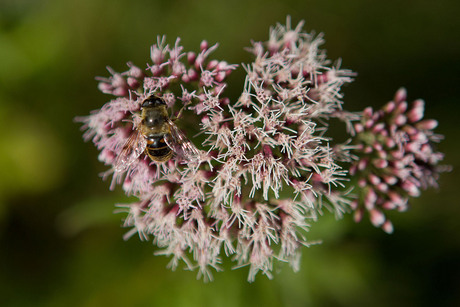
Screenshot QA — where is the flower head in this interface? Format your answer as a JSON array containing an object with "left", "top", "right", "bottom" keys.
[
  {"left": 78, "top": 18, "right": 447, "bottom": 281},
  {"left": 350, "top": 88, "right": 447, "bottom": 233}
]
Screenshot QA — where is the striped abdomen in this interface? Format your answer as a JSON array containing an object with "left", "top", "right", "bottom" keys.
[{"left": 145, "top": 135, "right": 173, "bottom": 162}]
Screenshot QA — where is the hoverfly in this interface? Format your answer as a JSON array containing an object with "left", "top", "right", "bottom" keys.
[{"left": 113, "top": 94, "right": 200, "bottom": 172}]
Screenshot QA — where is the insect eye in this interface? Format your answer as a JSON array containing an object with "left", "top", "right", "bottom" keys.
[{"left": 142, "top": 95, "right": 166, "bottom": 108}]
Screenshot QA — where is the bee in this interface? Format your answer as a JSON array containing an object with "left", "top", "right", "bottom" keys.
[{"left": 113, "top": 94, "right": 200, "bottom": 172}]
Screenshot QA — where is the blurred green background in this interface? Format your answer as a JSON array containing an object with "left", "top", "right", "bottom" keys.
[{"left": 1, "top": 0, "right": 459, "bottom": 306}]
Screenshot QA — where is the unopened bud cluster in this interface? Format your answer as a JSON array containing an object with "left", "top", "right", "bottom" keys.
[{"left": 350, "top": 88, "right": 445, "bottom": 233}]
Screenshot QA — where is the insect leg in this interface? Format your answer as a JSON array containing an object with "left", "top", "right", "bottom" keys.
[{"left": 171, "top": 101, "right": 192, "bottom": 122}]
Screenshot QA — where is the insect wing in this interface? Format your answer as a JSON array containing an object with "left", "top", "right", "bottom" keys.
[
  {"left": 164, "top": 119, "right": 200, "bottom": 162},
  {"left": 113, "top": 130, "right": 147, "bottom": 172}
]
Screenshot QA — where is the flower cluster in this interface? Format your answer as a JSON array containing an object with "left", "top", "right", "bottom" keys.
[
  {"left": 350, "top": 88, "right": 446, "bottom": 233},
  {"left": 78, "top": 37, "right": 237, "bottom": 281},
  {"left": 96, "top": 37, "right": 235, "bottom": 99},
  {"left": 80, "top": 36, "right": 236, "bottom": 190},
  {"left": 78, "top": 18, "right": 447, "bottom": 281},
  {"left": 197, "top": 19, "right": 358, "bottom": 280}
]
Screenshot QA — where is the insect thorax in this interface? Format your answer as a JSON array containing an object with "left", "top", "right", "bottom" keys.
[{"left": 140, "top": 105, "right": 169, "bottom": 135}]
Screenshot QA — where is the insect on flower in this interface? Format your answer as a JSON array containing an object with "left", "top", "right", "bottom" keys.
[{"left": 114, "top": 94, "right": 201, "bottom": 172}]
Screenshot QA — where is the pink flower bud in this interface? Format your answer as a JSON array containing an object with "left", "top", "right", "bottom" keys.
[
  {"left": 98, "top": 82, "right": 113, "bottom": 93},
  {"left": 388, "top": 191, "right": 404, "bottom": 205},
  {"left": 207, "top": 59, "right": 219, "bottom": 70},
  {"left": 221, "top": 97, "right": 230, "bottom": 105},
  {"left": 112, "top": 87, "right": 128, "bottom": 97},
  {"left": 98, "top": 148, "right": 115, "bottom": 164},
  {"left": 382, "top": 220, "right": 394, "bottom": 234},
  {"left": 373, "top": 159, "right": 388, "bottom": 168},
  {"left": 369, "top": 174, "right": 381, "bottom": 185},
  {"left": 403, "top": 125, "right": 417, "bottom": 135},
  {"left": 364, "top": 146, "right": 373, "bottom": 154},
  {"left": 187, "top": 51, "right": 196, "bottom": 64},
  {"left": 420, "top": 143, "right": 431, "bottom": 155},
  {"left": 129, "top": 68, "right": 143, "bottom": 81},
  {"left": 181, "top": 74, "right": 190, "bottom": 83},
  {"left": 393, "top": 160, "right": 405, "bottom": 170},
  {"left": 351, "top": 200, "right": 359, "bottom": 210},
  {"left": 127, "top": 77, "right": 139, "bottom": 88},
  {"left": 200, "top": 40, "right": 209, "bottom": 51},
  {"left": 370, "top": 209, "right": 385, "bottom": 227},
  {"left": 394, "top": 114, "right": 407, "bottom": 126},
  {"left": 401, "top": 180, "right": 420, "bottom": 197},
  {"left": 385, "top": 138, "right": 396, "bottom": 148},
  {"left": 201, "top": 115, "right": 210, "bottom": 124},
  {"left": 383, "top": 175, "right": 397, "bottom": 185},
  {"left": 217, "top": 61, "right": 231, "bottom": 71},
  {"left": 416, "top": 119, "right": 438, "bottom": 130},
  {"left": 188, "top": 69, "right": 199, "bottom": 81},
  {"left": 215, "top": 71, "right": 227, "bottom": 82},
  {"left": 394, "top": 87, "right": 407, "bottom": 103},
  {"left": 364, "top": 189, "right": 377, "bottom": 210},
  {"left": 349, "top": 164, "right": 357, "bottom": 175},
  {"left": 377, "top": 150, "right": 387, "bottom": 159},
  {"left": 407, "top": 99, "right": 425, "bottom": 122},
  {"left": 382, "top": 201, "right": 396, "bottom": 210},
  {"left": 373, "top": 143, "right": 383, "bottom": 152},
  {"left": 363, "top": 107, "right": 373, "bottom": 118},
  {"left": 149, "top": 65, "right": 163, "bottom": 76},
  {"left": 111, "top": 74, "right": 127, "bottom": 88},
  {"left": 354, "top": 209, "right": 363, "bottom": 223},
  {"left": 195, "top": 54, "right": 205, "bottom": 68},
  {"left": 372, "top": 123, "right": 385, "bottom": 133},
  {"left": 384, "top": 101, "right": 395, "bottom": 113},
  {"left": 267, "top": 40, "right": 278, "bottom": 54},
  {"left": 411, "top": 131, "right": 428, "bottom": 143},
  {"left": 405, "top": 142, "right": 420, "bottom": 153},
  {"left": 391, "top": 150, "right": 404, "bottom": 160},
  {"left": 396, "top": 101, "right": 408, "bottom": 114},
  {"left": 377, "top": 182, "right": 388, "bottom": 192},
  {"left": 365, "top": 119, "right": 374, "bottom": 129},
  {"left": 171, "top": 62, "right": 185, "bottom": 76},
  {"left": 354, "top": 123, "right": 364, "bottom": 133},
  {"left": 358, "top": 158, "right": 368, "bottom": 171}
]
